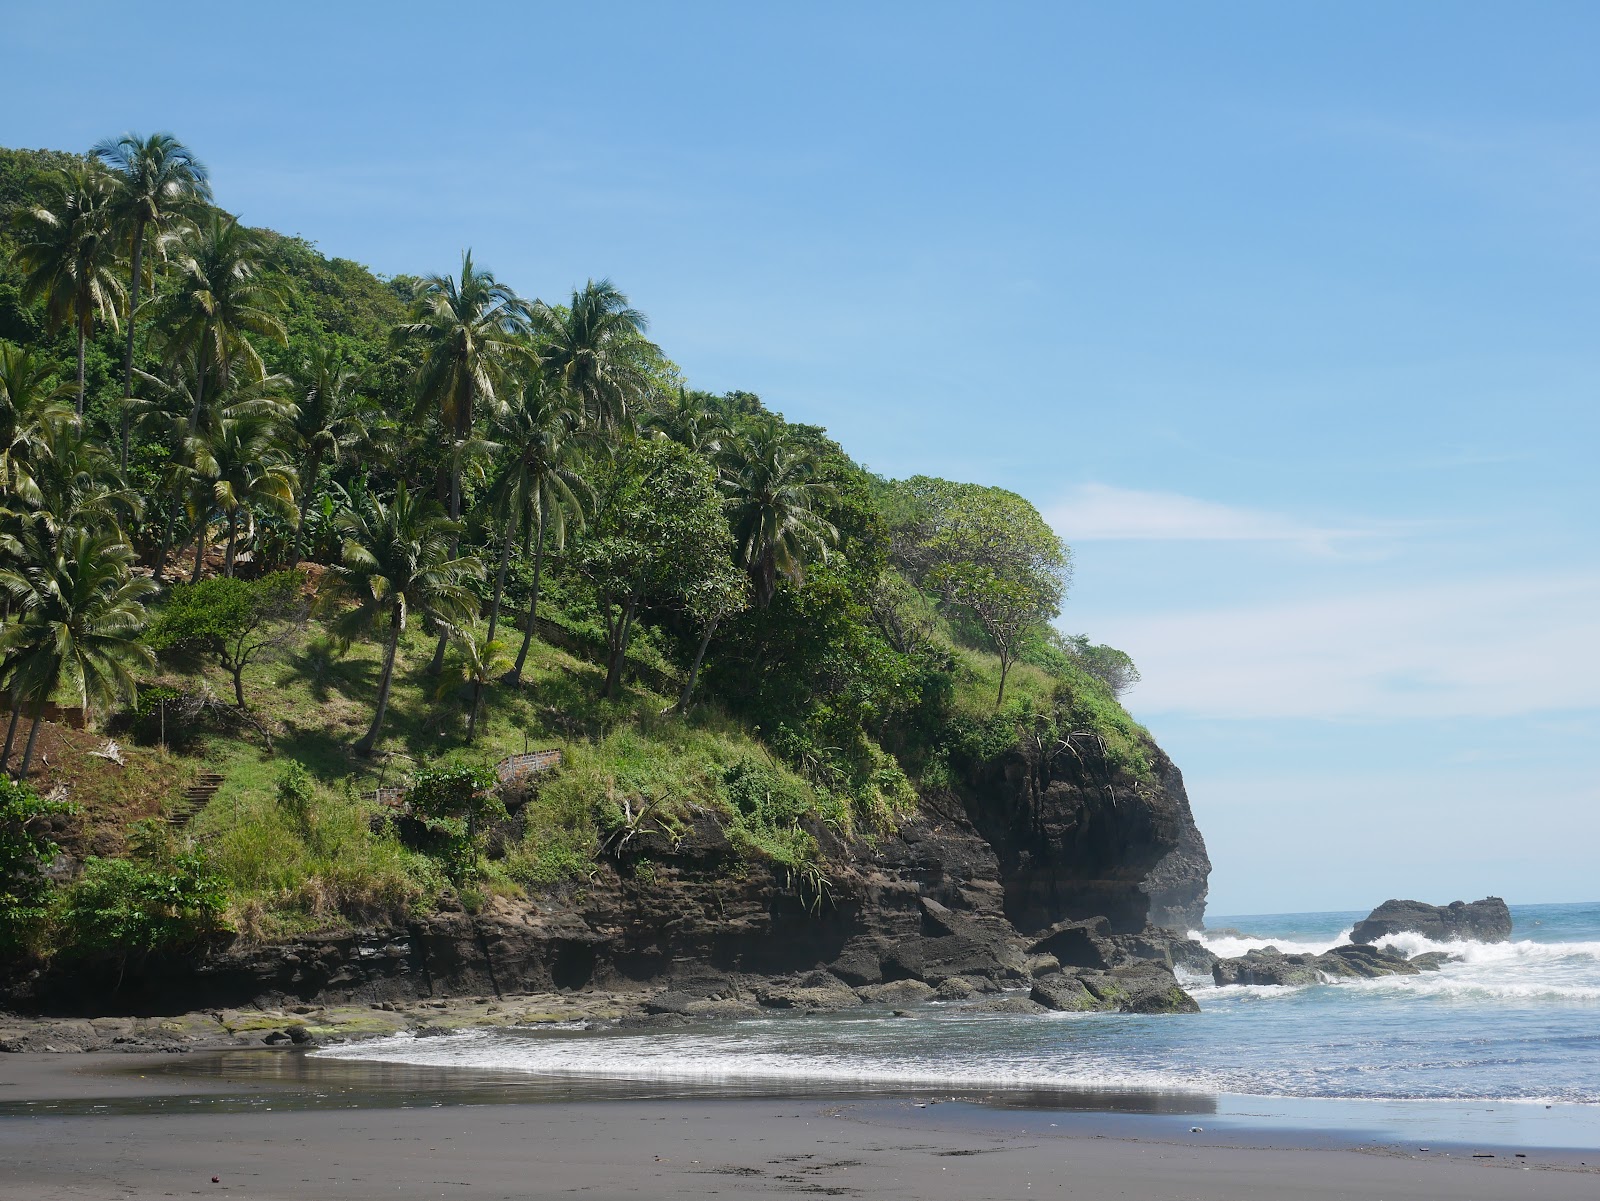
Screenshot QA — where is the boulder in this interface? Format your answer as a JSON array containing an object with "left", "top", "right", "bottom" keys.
[
  {"left": 1030, "top": 974, "right": 1099, "bottom": 1012},
  {"left": 934, "top": 977, "right": 977, "bottom": 1000},
  {"left": 1407, "top": 951, "right": 1455, "bottom": 972},
  {"left": 1083, "top": 963, "right": 1200, "bottom": 1014},
  {"left": 1212, "top": 949, "right": 1323, "bottom": 988},
  {"left": 828, "top": 937, "right": 888, "bottom": 987},
  {"left": 967, "top": 994, "right": 1048, "bottom": 1014},
  {"left": 755, "top": 973, "right": 861, "bottom": 1011},
  {"left": 1313, "top": 943, "right": 1418, "bottom": 979},
  {"left": 1029, "top": 916, "right": 1118, "bottom": 970},
  {"left": 856, "top": 979, "right": 936, "bottom": 1006},
  {"left": 1350, "top": 897, "right": 1511, "bottom": 945}
]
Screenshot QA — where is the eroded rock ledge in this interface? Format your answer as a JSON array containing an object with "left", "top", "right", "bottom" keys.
[{"left": 2, "top": 731, "right": 1211, "bottom": 1041}]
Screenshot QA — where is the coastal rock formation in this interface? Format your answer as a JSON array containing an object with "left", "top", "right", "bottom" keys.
[
  {"left": 1350, "top": 897, "right": 1512, "bottom": 945},
  {"left": 1211, "top": 942, "right": 1452, "bottom": 987},
  {"left": 4, "top": 730, "right": 1209, "bottom": 1024}
]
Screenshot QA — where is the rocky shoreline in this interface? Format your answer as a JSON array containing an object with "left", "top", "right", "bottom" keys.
[{"left": 2, "top": 734, "right": 1215, "bottom": 1050}]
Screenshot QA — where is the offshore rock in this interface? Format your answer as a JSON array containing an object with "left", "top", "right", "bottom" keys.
[
  {"left": 1212, "top": 942, "right": 1425, "bottom": 987},
  {"left": 1350, "top": 897, "right": 1512, "bottom": 945}
]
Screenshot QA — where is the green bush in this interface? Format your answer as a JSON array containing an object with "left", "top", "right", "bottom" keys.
[
  {"left": 402, "top": 761, "right": 505, "bottom": 883},
  {"left": 59, "top": 853, "right": 227, "bottom": 960},
  {"left": 0, "top": 778, "right": 74, "bottom": 955}
]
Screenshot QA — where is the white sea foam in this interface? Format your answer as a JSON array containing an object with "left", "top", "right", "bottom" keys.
[{"left": 1191, "top": 928, "right": 1354, "bottom": 957}]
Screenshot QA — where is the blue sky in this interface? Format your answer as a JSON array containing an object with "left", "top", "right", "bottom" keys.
[{"left": 8, "top": 2, "right": 1599, "bottom": 914}]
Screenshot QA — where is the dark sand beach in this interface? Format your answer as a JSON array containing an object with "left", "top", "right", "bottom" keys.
[{"left": 2, "top": 1051, "right": 1595, "bottom": 1200}]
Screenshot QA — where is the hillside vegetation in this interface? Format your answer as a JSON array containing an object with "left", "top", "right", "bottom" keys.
[{"left": 0, "top": 137, "right": 1145, "bottom": 966}]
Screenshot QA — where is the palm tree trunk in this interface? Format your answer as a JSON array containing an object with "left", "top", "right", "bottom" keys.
[
  {"left": 224, "top": 509, "right": 238, "bottom": 577},
  {"left": 17, "top": 706, "right": 43, "bottom": 779},
  {"left": 355, "top": 614, "right": 402, "bottom": 756},
  {"left": 1, "top": 701, "right": 20, "bottom": 774},
  {"left": 75, "top": 327, "right": 87, "bottom": 416},
  {"left": 191, "top": 518, "right": 208, "bottom": 584},
  {"left": 996, "top": 654, "right": 1011, "bottom": 709},
  {"left": 120, "top": 218, "right": 145, "bottom": 473},
  {"left": 509, "top": 510, "right": 546, "bottom": 683},
  {"left": 428, "top": 395, "right": 471, "bottom": 677},
  {"left": 466, "top": 682, "right": 482, "bottom": 744},
  {"left": 676, "top": 616, "right": 720, "bottom": 714},
  {"left": 485, "top": 517, "right": 514, "bottom": 648},
  {"left": 289, "top": 454, "right": 320, "bottom": 568}
]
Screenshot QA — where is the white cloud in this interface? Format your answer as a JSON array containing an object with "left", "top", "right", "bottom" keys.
[
  {"left": 1095, "top": 573, "right": 1600, "bottom": 721},
  {"left": 1047, "top": 484, "right": 1367, "bottom": 551}
]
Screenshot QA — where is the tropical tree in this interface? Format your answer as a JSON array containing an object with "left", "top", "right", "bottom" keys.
[
  {"left": 11, "top": 166, "right": 125, "bottom": 414},
  {"left": 647, "top": 386, "right": 727, "bottom": 456},
  {"left": 151, "top": 212, "right": 284, "bottom": 431},
  {"left": 487, "top": 381, "right": 590, "bottom": 683},
  {"left": 31, "top": 419, "right": 142, "bottom": 536},
  {"left": 186, "top": 410, "right": 297, "bottom": 577},
  {"left": 0, "top": 342, "right": 74, "bottom": 508},
  {"left": 391, "top": 251, "right": 529, "bottom": 672},
  {"left": 92, "top": 132, "right": 212, "bottom": 469},
  {"left": 573, "top": 439, "right": 730, "bottom": 699},
  {"left": 444, "top": 630, "right": 510, "bottom": 744},
  {"left": 534, "top": 279, "right": 653, "bottom": 429},
  {"left": 286, "top": 345, "right": 375, "bottom": 566},
  {"left": 0, "top": 526, "right": 155, "bottom": 777},
  {"left": 324, "top": 483, "right": 482, "bottom": 755},
  {"left": 718, "top": 419, "right": 838, "bottom": 607}
]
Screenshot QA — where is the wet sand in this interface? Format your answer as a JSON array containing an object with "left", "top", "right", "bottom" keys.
[{"left": 1, "top": 1052, "right": 1595, "bottom": 1200}]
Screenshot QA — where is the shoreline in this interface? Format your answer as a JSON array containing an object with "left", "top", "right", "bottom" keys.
[{"left": 2, "top": 1050, "right": 1596, "bottom": 1200}]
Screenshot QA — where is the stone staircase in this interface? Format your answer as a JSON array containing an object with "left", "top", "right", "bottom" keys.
[{"left": 168, "top": 772, "right": 224, "bottom": 828}]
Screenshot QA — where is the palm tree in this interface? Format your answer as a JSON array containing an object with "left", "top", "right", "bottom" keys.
[
  {"left": 718, "top": 419, "right": 838, "bottom": 606},
  {"left": 187, "top": 411, "right": 297, "bottom": 577},
  {"left": 286, "top": 345, "right": 375, "bottom": 566},
  {"left": 325, "top": 483, "right": 482, "bottom": 755},
  {"left": 534, "top": 279, "right": 653, "bottom": 429},
  {"left": 647, "top": 386, "right": 728, "bottom": 456},
  {"left": 0, "top": 525, "right": 155, "bottom": 777},
  {"left": 92, "top": 132, "right": 212, "bottom": 470},
  {"left": 486, "top": 381, "right": 590, "bottom": 683},
  {"left": 11, "top": 166, "right": 126, "bottom": 414},
  {"left": 392, "top": 250, "right": 529, "bottom": 671},
  {"left": 444, "top": 630, "right": 509, "bottom": 745},
  {"left": 0, "top": 343, "right": 75, "bottom": 508},
  {"left": 152, "top": 212, "right": 285, "bottom": 432},
  {"left": 32, "top": 419, "right": 143, "bottom": 536}
]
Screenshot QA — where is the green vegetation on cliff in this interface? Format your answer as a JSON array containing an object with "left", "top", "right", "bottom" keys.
[{"left": 0, "top": 137, "right": 1146, "bottom": 964}]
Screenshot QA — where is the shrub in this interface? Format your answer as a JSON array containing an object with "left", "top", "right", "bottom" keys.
[
  {"left": 401, "top": 761, "right": 505, "bottom": 883},
  {"left": 0, "top": 778, "right": 74, "bottom": 955},
  {"left": 59, "top": 853, "right": 227, "bottom": 962}
]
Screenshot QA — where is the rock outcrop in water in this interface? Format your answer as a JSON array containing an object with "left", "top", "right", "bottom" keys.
[
  {"left": 1350, "top": 897, "right": 1512, "bottom": 945},
  {"left": 4, "top": 729, "right": 1210, "bottom": 1024},
  {"left": 1210, "top": 942, "right": 1449, "bottom": 987}
]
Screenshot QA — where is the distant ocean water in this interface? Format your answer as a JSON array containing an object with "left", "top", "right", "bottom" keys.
[{"left": 323, "top": 902, "right": 1600, "bottom": 1110}]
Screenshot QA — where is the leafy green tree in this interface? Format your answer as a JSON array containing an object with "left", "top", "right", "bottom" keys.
[
  {"left": 0, "top": 526, "right": 156, "bottom": 776},
  {"left": 31, "top": 417, "right": 142, "bottom": 535},
  {"left": 676, "top": 562, "right": 748, "bottom": 714},
  {"left": 392, "top": 250, "right": 529, "bottom": 672},
  {"left": 916, "top": 483, "right": 1071, "bottom": 706},
  {"left": 286, "top": 345, "right": 376, "bottom": 566},
  {"left": 444, "top": 630, "right": 510, "bottom": 744},
  {"left": 574, "top": 439, "right": 730, "bottom": 698},
  {"left": 719, "top": 417, "right": 838, "bottom": 606},
  {"left": 151, "top": 212, "right": 285, "bottom": 431},
  {"left": 91, "top": 131, "right": 212, "bottom": 469},
  {"left": 1063, "top": 634, "right": 1140, "bottom": 698},
  {"left": 488, "top": 381, "right": 590, "bottom": 683},
  {"left": 534, "top": 279, "right": 653, "bottom": 429},
  {"left": 11, "top": 166, "right": 125, "bottom": 413},
  {"left": 0, "top": 776, "right": 74, "bottom": 955},
  {"left": 150, "top": 571, "right": 308, "bottom": 708},
  {"left": 0, "top": 342, "right": 74, "bottom": 508},
  {"left": 401, "top": 760, "right": 503, "bottom": 883},
  {"left": 325, "top": 482, "right": 482, "bottom": 754}
]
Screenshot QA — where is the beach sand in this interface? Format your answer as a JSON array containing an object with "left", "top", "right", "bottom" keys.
[{"left": 1, "top": 1052, "right": 1595, "bottom": 1200}]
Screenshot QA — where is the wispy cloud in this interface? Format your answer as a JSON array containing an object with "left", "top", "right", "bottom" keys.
[
  {"left": 1094, "top": 572, "right": 1600, "bottom": 721},
  {"left": 1046, "top": 484, "right": 1371, "bottom": 552}
]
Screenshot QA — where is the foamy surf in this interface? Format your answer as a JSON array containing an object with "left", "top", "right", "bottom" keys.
[{"left": 319, "top": 902, "right": 1600, "bottom": 1107}]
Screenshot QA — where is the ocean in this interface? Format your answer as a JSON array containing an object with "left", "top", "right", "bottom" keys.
[{"left": 321, "top": 901, "right": 1600, "bottom": 1145}]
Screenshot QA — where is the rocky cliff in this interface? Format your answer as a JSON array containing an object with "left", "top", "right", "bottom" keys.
[{"left": 6, "top": 729, "right": 1210, "bottom": 1017}]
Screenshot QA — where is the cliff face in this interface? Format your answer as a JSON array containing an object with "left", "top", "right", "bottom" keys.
[{"left": 7, "top": 732, "right": 1209, "bottom": 1013}]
